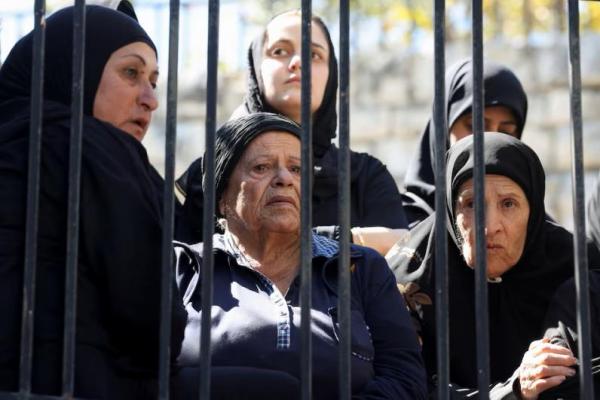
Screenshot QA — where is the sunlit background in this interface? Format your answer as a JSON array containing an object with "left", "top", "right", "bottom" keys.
[{"left": 2, "top": 0, "right": 600, "bottom": 229}]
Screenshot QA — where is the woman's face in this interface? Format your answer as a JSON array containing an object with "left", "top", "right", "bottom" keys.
[
  {"left": 454, "top": 174, "right": 530, "bottom": 279},
  {"left": 93, "top": 42, "right": 159, "bottom": 141},
  {"left": 219, "top": 131, "right": 301, "bottom": 235},
  {"left": 260, "top": 13, "right": 330, "bottom": 124},
  {"left": 449, "top": 105, "right": 519, "bottom": 146}
]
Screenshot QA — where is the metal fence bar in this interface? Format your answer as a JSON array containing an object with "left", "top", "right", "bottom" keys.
[
  {"left": 158, "top": 1, "right": 180, "bottom": 399},
  {"left": 432, "top": 0, "right": 449, "bottom": 399},
  {"left": 19, "top": 0, "right": 46, "bottom": 395},
  {"left": 566, "top": 1, "right": 594, "bottom": 398},
  {"left": 471, "top": 0, "right": 490, "bottom": 396},
  {"left": 337, "top": 0, "right": 351, "bottom": 398},
  {"left": 200, "top": 0, "right": 219, "bottom": 398},
  {"left": 300, "top": 1, "right": 313, "bottom": 399},
  {"left": 62, "top": 1, "right": 85, "bottom": 397}
]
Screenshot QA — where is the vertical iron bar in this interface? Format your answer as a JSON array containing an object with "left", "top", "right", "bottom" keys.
[
  {"left": 158, "top": 1, "right": 180, "bottom": 399},
  {"left": 432, "top": 0, "right": 449, "bottom": 399},
  {"left": 566, "top": 1, "right": 594, "bottom": 398},
  {"left": 62, "top": 0, "right": 85, "bottom": 397},
  {"left": 200, "top": 0, "right": 219, "bottom": 399},
  {"left": 300, "top": 2, "right": 313, "bottom": 400},
  {"left": 19, "top": 0, "right": 46, "bottom": 395},
  {"left": 337, "top": 0, "right": 351, "bottom": 398},
  {"left": 471, "top": 0, "right": 490, "bottom": 396}
]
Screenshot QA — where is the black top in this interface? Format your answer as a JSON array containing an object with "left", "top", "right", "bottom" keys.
[
  {"left": 172, "top": 234, "right": 427, "bottom": 400},
  {"left": 402, "top": 59, "right": 528, "bottom": 227},
  {"left": 0, "top": 5, "right": 185, "bottom": 397},
  {"left": 540, "top": 272, "right": 600, "bottom": 399},
  {"left": 392, "top": 133, "right": 600, "bottom": 397},
  {"left": 175, "top": 14, "right": 407, "bottom": 243}
]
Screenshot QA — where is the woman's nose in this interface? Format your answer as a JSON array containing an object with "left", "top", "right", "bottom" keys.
[
  {"left": 485, "top": 207, "right": 502, "bottom": 235},
  {"left": 288, "top": 54, "right": 301, "bottom": 71},
  {"left": 140, "top": 82, "right": 158, "bottom": 112},
  {"left": 273, "top": 167, "right": 294, "bottom": 186}
]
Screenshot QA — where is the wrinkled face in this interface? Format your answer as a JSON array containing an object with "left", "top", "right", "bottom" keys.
[
  {"left": 449, "top": 105, "right": 519, "bottom": 145},
  {"left": 219, "top": 132, "right": 301, "bottom": 235},
  {"left": 93, "top": 42, "right": 158, "bottom": 141},
  {"left": 260, "top": 13, "right": 330, "bottom": 124},
  {"left": 454, "top": 174, "right": 530, "bottom": 279}
]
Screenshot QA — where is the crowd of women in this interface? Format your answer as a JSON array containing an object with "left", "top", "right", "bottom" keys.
[{"left": 0, "top": 1, "right": 599, "bottom": 399}]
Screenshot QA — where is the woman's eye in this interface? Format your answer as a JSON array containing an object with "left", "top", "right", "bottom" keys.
[
  {"left": 290, "top": 165, "right": 301, "bottom": 174},
  {"left": 124, "top": 67, "right": 138, "bottom": 79},
  {"left": 502, "top": 199, "right": 516, "bottom": 209},
  {"left": 311, "top": 52, "right": 322, "bottom": 60},
  {"left": 150, "top": 81, "right": 157, "bottom": 90},
  {"left": 253, "top": 164, "right": 269, "bottom": 173},
  {"left": 272, "top": 48, "right": 289, "bottom": 57}
]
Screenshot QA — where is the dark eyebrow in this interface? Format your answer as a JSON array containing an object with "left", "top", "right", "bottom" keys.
[
  {"left": 267, "top": 38, "right": 327, "bottom": 52},
  {"left": 121, "top": 53, "right": 147, "bottom": 65}
]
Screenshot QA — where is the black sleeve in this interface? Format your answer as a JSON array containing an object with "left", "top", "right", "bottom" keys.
[
  {"left": 353, "top": 248, "right": 427, "bottom": 399},
  {"left": 354, "top": 155, "right": 408, "bottom": 229},
  {"left": 77, "top": 123, "right": 186, "bottom": 374}
]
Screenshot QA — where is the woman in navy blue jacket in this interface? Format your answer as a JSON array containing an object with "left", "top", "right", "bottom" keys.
[{"left": 172, "top": 113, "right": 427, "bottom": 400}]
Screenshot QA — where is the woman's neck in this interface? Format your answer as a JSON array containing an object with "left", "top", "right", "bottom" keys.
[{"left": 226, "top": 228, "right": 301, "bottom": 293}]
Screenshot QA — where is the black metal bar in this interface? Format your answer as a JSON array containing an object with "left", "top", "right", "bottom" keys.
[
  {"left": 19, "top": 0, "right": 46, "bottom": 395},
  {"left": 471, "top": 0, "right": 490, "bottom": 396},
  {"left": 566, "top": 1, "right": 594, "bottom": 398},
  {"left": 300, "top": 2, "right": 313, "bottom": 400},
  {"left": 200, "top": 0, "right": 219, "bottom": 399},
  {"left": 62, "top": 1, "right": 85, "bottom": 397},
  {"left": 432, "top": 0, "right": 449, "bottom": 399},
  {"left": 158, "top": 1, "right": 180, "bottom": 399},
  {"left": 337, "top": 0, "right": 351, "bottom": 398}
]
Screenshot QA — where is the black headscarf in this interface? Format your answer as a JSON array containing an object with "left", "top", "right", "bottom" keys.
[
  {"left": 209, "top": 112, "right": 302, "bottom": 216},
  {"left": 393, "top": 133, "right": 599, "bottom": 389},
  {"left": 587, "top": 172, "right": 600, "bottom": 253},
  {"left": 234, "top": 10, "right": 338, "bottom": 158},
  {"left": 403, "top": 59, "right": 528, "bottom": 222},
  {"left": 0, "top": 4, "right": 156, "bottom": 115}
]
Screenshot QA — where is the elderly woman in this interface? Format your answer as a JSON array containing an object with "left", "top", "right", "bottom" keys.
[
  {"left": 172, "top": 112, "right": 427, "bottom": 400},
  {"left": 0, "top": 3, "right": 185, "bottom": 397},
  {"left": 403, "top": 59, "right": 528, "bottom": 227},
  {"left": 175, "top": 10, "right": 407, "bottom": 243},
  {"left": 392, "top": 133, "right": 600, "bottom": 399}
]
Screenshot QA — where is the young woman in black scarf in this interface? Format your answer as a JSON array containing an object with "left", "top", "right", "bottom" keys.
[
  {"left": 402, "top": 59, "right": 528, "bottom": 227},
  {"left": 0, "top": 3, "right": 185, "bottom": 398},
  {"left": 392, "top": 133, "right": 600, "bottom": 399},
  {"left": 175, "top": 10, "right": 408, "bottom": 243}
]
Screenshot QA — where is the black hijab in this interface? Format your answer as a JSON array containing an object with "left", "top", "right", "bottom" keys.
[
  {"left": 393, "top": 133, "right": 597, "bottom": 388},
  {"left": 0, "top": 3, "right": 156, "bottom": 115},
  {"left": 209, "top": 112, "right": 302, "bottom": 216},
  {"left": 403, "top": 59, "right": 528, "bottom": 220},
  {"left": 235, "top": 10, "right": 338, "bottom": 159}
]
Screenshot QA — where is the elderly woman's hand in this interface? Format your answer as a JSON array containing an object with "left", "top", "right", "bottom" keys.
[{"left": 518, "top": 338, "right": 577, "bottom": 400}]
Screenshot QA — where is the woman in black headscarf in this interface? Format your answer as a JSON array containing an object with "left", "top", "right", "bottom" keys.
[
  {"left": 0, "top": 3, "right": 185, "bottom": 398},
  {"left": 392, "top": 133, "right": 600, "bottom": 398},
  {"left": 402, "top": 59, "right": 528, "bottom": 227},
  {"left": 172, "top": 112, "right": 426, "bottom": 400},
  {"left": 175, "top": 10, "right": 407, "bottom": 243}
]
